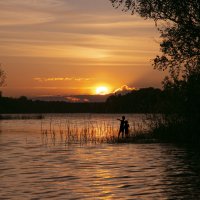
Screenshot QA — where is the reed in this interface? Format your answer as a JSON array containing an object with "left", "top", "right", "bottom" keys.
[
  {"left": 40, "top": 114, "right": 200, "bottom": 146},
  {"left": 40, "top": 119, "right": 148, "bottom": 146},
  {"left": 143, "top": 114, "right": 200, "bottom": 144}
]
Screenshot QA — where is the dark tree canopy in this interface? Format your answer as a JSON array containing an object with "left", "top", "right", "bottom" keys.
[
  {"left": 0, "top": 66, "right": 6, "bottom": 87},
  {"left": 110, "top": 0, "right": 200, "bottom": 82}
]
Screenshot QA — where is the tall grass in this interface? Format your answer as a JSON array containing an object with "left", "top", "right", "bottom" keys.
[
  {"left": 40, "top": 114, "right": 200, "bottom": 146},
  {"left": 40, "top": 118, "right": 148, "bottom": 146},
  {"left": 144, "top": 114, "right": 200, "bottom": 144}
]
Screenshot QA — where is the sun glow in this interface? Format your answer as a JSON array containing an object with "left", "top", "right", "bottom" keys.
[{"left": 95, "top": 86, "right": 109, "bottom": 95}]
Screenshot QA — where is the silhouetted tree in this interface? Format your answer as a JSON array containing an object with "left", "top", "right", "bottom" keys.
[
  {"left": 106, "top": 87, "right": 165, "bottom": 113},
  {"left": 110, "top": 0, "right": 200, "bottom": 83},
  {"left": 0, "top": 65, "right": 6, "bottom": 97},
  {"left": 110, "top": 0, "right": 200, "bottom": 142},
  {"left": 0, "top": 66, "right": 6, "bottom": 87}
]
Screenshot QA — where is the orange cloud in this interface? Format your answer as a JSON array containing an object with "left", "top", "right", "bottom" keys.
[
  {"left": 113, "top": 85, "right": 136, "bottom": 94},
  {"left": 83, "top": 98, "right": 89, "bottom": 102},
  {"left": 65, "top": 96, "right": 90, "bottom": 103},
  {"left": 0, "top": 0, "right": 162, "bottom": 97},
  {"left": 65, "top": 97, "right": 81, "bottom": 103},
  {"left": 33, "top": 77, "right": 91, "bottom": 82}
]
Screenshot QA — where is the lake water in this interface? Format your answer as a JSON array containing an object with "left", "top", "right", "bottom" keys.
[{"left": 1, "top": 114, "right": 200, "bottom": 199}]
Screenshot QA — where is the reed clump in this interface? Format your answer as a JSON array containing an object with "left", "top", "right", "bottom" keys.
[
  {"left": 40, "top": 119, "right": 148, "bottom": 146},
  {"left": 143, "top": 114, "right": 200, "bottom": 145}
]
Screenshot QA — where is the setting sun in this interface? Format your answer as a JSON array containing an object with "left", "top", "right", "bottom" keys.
[{"left": 95, "top": 86, "right": 109, "bottom": 95}]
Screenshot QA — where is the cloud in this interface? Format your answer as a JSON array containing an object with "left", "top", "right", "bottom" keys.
[
  {"left": 0, "top": 0, "right": 162, "bottom": 97},
  {"left": 0, "top": 0, "right": 67, "bottom": 26},
  {"left": 0, "top": 0, "right": 158, "bottom": 61},
  {"left": 33, "top": 77, "right": 91, "bottom": 82},
  {"left": 65, "top": 97, "right": 89, "bottom": 103},
  {"left": 83, "top": 98, "right": 89, "bottom": 102},
  {"left": 113, "top": 85, "right": 136, "bottom": 94},
  {"left": 65, "top": 96, "right": 81, "bottom": 103}
]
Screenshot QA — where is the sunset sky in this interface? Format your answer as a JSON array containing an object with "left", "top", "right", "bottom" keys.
[{"left": 0, "top": 0, "right": 165, "bottom": 97}]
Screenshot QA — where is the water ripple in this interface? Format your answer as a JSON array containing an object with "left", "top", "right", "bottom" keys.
[{"left": 1, "top": 115, "right": 200, "bottom": 199}]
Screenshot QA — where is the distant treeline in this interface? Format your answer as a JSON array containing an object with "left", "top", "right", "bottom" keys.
[
  {"left": 0, "top": 87, "right": 177, "bottom": 114},
  {"left": 0, "top": 96, "right": 105, "bottom": 113},
  {"left": 106, "top": 87, "right": 171, "bottom": 113}
]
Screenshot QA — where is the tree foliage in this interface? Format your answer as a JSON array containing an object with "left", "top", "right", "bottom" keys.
[
  {"left": 110, "top": 1, "right": 200, "bottom": 141},
  {"left": 110, "top": 0, "right": 200, "bottom": 82},
  {"left": 0, "top": 66, "right": 6, "bottom": 87}
]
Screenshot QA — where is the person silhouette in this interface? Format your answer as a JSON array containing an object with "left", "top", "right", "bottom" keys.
[
  {"left": 124, "top": 120, "right": 130, "bottom": 138},
  {"left": 117, "top": 116, "right": 125, "bottom": 138}
]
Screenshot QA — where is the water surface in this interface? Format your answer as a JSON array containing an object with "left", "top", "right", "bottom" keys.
[{"left": 1, "top": 114, "right": 200, "bottom": 199}]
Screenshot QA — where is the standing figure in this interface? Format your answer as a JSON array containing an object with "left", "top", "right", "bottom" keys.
[
  {"left": 117, "top": 116, "right": 125, "bottom": 138},
  {"left": 124, "top": 120, "right": 130, "bottom": 138}
]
